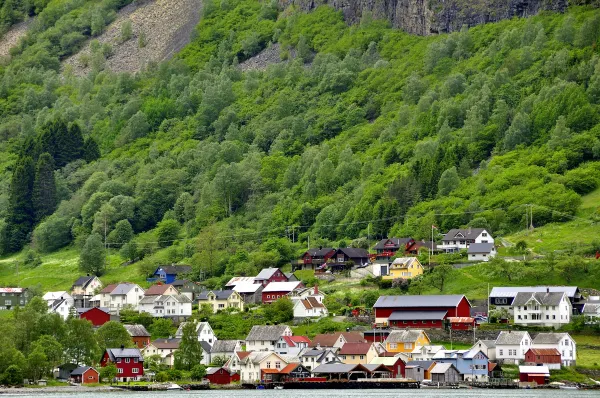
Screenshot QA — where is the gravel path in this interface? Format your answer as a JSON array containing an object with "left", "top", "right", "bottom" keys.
[{"left": 63, "top": 0, "right": 202, "bottom": 75}]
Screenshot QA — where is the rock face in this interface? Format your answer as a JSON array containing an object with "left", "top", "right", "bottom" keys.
[{"left": 279, "top": 0, "right": 568, "bottom": 35}]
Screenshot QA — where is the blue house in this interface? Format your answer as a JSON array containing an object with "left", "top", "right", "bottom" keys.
[
  {"left": 433, "top": 349, "right": 489, "bottom": 381},
  {"left": 153, "top": 265, "right": 192, "bottom": 284}
]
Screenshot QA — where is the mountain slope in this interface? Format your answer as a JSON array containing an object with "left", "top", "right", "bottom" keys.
[{"left": 1, "top": 1, "right": 600, "bottom": 286}]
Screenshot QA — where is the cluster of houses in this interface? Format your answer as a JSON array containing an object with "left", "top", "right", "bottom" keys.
[{"left": 293, "top": 228, "right": 497, "bottom": 277}]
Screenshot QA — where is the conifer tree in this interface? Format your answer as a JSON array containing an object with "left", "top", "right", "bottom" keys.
[
  {"left": 5, "top": 157, "right": 35, "bottom": 252},
  {"left": 32, "top": 153, "right": 57, "bottom": 222},
  {"left": 83, "top": 137, "right": 100, "bottom": 162}
]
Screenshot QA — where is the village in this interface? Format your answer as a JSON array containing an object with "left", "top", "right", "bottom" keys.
[{"left": 1, "top": 228, "right": 599, "bottom": 390}]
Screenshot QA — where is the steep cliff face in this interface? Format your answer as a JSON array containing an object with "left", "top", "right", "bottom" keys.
[{"left": 279, "top": 0, "right": 568, "bottom": 35}]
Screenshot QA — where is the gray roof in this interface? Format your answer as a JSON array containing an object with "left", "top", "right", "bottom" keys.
[
  {"left": 407, "top": 360, "right": 435, "bottom": 368},
  {"left": 255, "top": 268, "right": 281, "bottom": 280},
  {"left": 584, "top": 303, "right": 600, "bottom": 314},
  {"left": 206, "top": 367, "right": 233, "bottom": 375},
  {"left": 201, "top": 341, "right": 212, "bottom": 353},
  {"left": 111, "top": 283, "right": 140, "bottom": 296},
  {"left": 532, "top": 333, "right": 571, "bottom": 345},
  {"left": 467, "top": 243, "right": 495, "bottom": 254},
  {"left": 246, "top": 325, "right": 290, "bottom": 342},
  {"left": 335, "top": 248, "right": 370, "bottom": 259},
  {"left": 495, "top": 331, "right": 530, "bottom": 345},
  {"left": 512, "top": 292, "right": 566, "bottom": 306},
  {"left": 442, "top": 228, "right": 487, "bottom": 241},
  {"left": 211, "top": 340, "right": 241, "bottom": 353},
  {"left": 139, "top": 296, "right": 157, "bottom": 304},
  {"left": 124, "top": 324, "right": 150, "bottom": 337},
  {"left": 388, "top": 310, "right": 447, "bottom": 321},
  {"left": 198, "top": 290, "right": 236, "bottom": 300},
  {"left": 73, "top": 276, "right": 96, "bottom": 288},
  {"left": 431, "top": 363, "right": 455, "bottom": 374},
  {"left": 374, "top": 295, "right": 466, "bottom": 308},
  {"left": 475, "top": 340, "right": 496, "bottom": 349},
  {"left": 489, "top": 286, "right": 579, "bottom": 298},
  {"left": 70, "top": 366, "right": 97, "bottom": 376},
  {"left": 385, "top": 330, "right": 427, "bottom": 344},
  {"left": 176, "top": 321, "right": 211, "bottom": 337},
  {"left": 373, "top": 238, "right": 413, "bottom": 250},
  {"left": 106, "top": 348, "right": 143, "bottom": 361}
]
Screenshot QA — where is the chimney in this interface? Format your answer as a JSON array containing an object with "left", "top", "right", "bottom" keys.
[
  {"left": 120, "top": 344, "right": 125, "bottom": 350},
  {"left": 346, "top": 327, "right": 350, "bottom": 332},
  {"left": 86, "top": 273, "right": 90, "bottom": 276},
  {"left": 319, "top": 246, "right": 322, "bottom": 250},
  {"left": 317, "top": 343, "right": 321, "bottom": 349},
  {"left": 314, "top": 285, "right": 318, "bottom": 295},
  {"left": 546, "top": 287, "right": 550, "bottom": 294}
]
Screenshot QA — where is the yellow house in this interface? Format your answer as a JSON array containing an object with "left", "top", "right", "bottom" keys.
[
  {"left": 384, "top": 330, "right": 430, "bottom": 354},
  {"left": 338, "top": 342, "right": 378, "bottom": 364},
  {"left": 382, "top": 257, "right": 424, "bottom": 280},
  {"left": 198, "top": 290, "right": 245, "bottom": 313}
]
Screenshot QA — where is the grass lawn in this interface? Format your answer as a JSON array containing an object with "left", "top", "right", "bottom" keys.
[{"left": 573, "top": 334, "right": 600, "bottom": 369}]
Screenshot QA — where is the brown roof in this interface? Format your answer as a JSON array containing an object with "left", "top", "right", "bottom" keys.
[
  {"left": 527, "top": 348, "right": 560, "bottom": 356},
  {"left": 151, "top": 338, "right": 181, "bottom": 349},
  {"left": 310, "top": 332, "right": 365, "bottom": 348},
  {"left": 236, "top": 351, "right": 252, "bottom": 361},
  {"left": 145, "top": 284, "right": 175, "bottom": 296},
  {"left": 301, "top": 297, "right": 325, "bottom": 309},
  {"left": 278, "top": 363, "right": 301, "bottom": 374},
  {"left": 338, "top": 342, "right": 373, "bottom": 355},
  {"left": 100, "top": 284, "right": 118, "bottom": 294}
]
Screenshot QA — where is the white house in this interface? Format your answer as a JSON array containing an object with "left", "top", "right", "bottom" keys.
[
  {"left": 245, "top": 325, "right": 292, "bottom": 352},
  {"left": 139, "top": 294, "right": 192, "bottom": 319},
  {"left": 472, "top": 340, "right": 497, "bottom": 361},
  {"left": 71, "top": 275, "right": 103, "bottom": 296},
  {"left": 226, "top": 351, "right": 251, "bottom": 374},
  {"left": 142, "top": 338, "right": 181, "bottom": 367},
  {"left": 299, "top": 348, "right": 341, "bottom": 370},
  {"left": 275, "top": 336, "right": 311, "bottom": 356},
  {"left": 176, "top": 321, "right": 217, "bottom": 344},
  {"left": 239, "top": 351, "right": 291, "bottom": 382},
  {"left": 99, "top": 283, "right": 145, "bottom": 314},
  {"left": 292, "top": 296, "right": 328, "bottom": 318},
  {"left": 49, "top": 297, "right": 74, "bottom": 320},
  {"left": 495, "top": 331, "right": 532, "bottom": 364},
  {"left": 43, "top": 291, "right": 74, "bottom": 307},
  {"left": 467, "top": 243, "right": 496, "bottom": 262},
  {"left": 410, "top": 345, "right": 446, "bottom": 361},
  {"left": 439, "top": 228, "right": 494, "bottom": 253},
  {"left": 532, "top": 333, "right": 577, "bottom": 366},
  {"left": 210, "top": 340, "right": 243, "bottom": 363},
  {"left": 512, "top": 291, "right": 572, "bottom": 328}
]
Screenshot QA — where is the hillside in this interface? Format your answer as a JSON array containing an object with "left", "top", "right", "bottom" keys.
[{"left": 1, "top": 0, "right": 600, "bottom": 293}]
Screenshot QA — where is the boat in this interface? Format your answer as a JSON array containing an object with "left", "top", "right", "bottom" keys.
[
  {"left": 559, "top": 386, "right": 579, "bottom": 390},
  {"left": 274, "top": 385, "right": 284, "bottom": 390},
  {"left": 166, "top": 383, "right": 183, "bottom": 390}
]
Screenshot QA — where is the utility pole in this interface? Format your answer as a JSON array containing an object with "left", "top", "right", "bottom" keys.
[
  {"left": 367, "top": 224, "right": 370, "bottom": 252},
  {"left": 307, "top": 235, "right": 310, "bottom": 251},
  {"left": 525, "top": 205, "right": 529, "bottom": 231},
  {"left": 530, "top": 205, "right": 534, "bottom": 230}
]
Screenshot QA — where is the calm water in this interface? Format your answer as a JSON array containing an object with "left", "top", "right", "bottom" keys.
[{"left": 0, "top": 390, "right": 596, "bottom": 398}]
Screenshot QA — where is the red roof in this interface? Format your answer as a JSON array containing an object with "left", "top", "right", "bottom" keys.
[
  {"left": 145, "top": 284, "right": 175, "bottom": 295},
  {"left": 339, "top": 342, "right": 373, "bottom": 355},
  {"left": 528, "top": 348, "right": 560, "bottom": 356},
  {"left": 100, "top": 284, "right": 118, "bottom": 294},
  {"left": 283, "top": 336, "right": 311, "bottom": 347},
  {"left": 262, "top": 369, "right": 281, "bottom": 374},
  {"left": 236, "top": 351, "right": 251, "bottom": 361},
  {"left": 448, "top": 317, "right": 474, "bottom": 323},
  {"left": 278, "top": 363, "right": 301, "bottom": 374}
]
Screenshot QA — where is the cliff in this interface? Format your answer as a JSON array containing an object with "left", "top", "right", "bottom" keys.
[{"left": 278, "top": 0, "right": 568, "bottom": 35}]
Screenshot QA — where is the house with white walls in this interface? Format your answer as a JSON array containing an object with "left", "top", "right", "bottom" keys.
[{"left": 495, "top": 331, "right": 532, "bottom": 364}]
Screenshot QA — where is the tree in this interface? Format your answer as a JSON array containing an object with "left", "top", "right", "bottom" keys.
[
  {"left": 210, "top": 355, "right": 228, "bottom": 367},
  {"left": 174, "top": 192, "right": 195, "bottom": 223},
  {"left": 31, "top": 335, "right": 63, "bottom": 375},
  {"left": 26, "top": 347, "right": 47, "bottom": 381},
  {"left": 32, "top": 152, "right": 57, "bottom": 222},
  {"left": 263, "top": 297, "right": 294, "bottom": 324},
  {"left": 96, "top": 321, "right": 132, "bottom": 351},
  {"left": 427, "top": 264, "right": 454, "bottom": 292},
  {"left": 2, "top": 365, "right": 23, "bottom": 386},
  {"left": 173, "top": 321, "right": 204, "bottom": 371},
  {"left": 190, "top": 364, "right": 207, "bottom": 380},
  {"left": 37, "top": 119, "right": 84, "bottom": 168},
  {"left": 5, "top": 157, "right": 35, "bottom": 253},
  {"left": 156, "top": 219, "right": 180, "bottom": 247},
  {"left": 489, "top": 257, "right": 522, "bottom": 282},
  {"left": 504, "top": 112, "right": 531, "bottom": 150},
  {"left": 150, "top": 318, "right": 175, "bottom": 339},
  {"left": 296, "top": 34, "right": 312, "bottom": 63},
  {"left": 100, "top": 363, "right": 117, "bottom": 383},
  {"left": 437, "top": 166, "right": 460, "bottom": 197},
  {"left": 63, "top": 318, "right": 98, "bottom": 365},
  {"left": 108, "top": 219, "right": 134, "bottom": 245},
  {"left": 79, "top": 233, "right": 106, "bottom": 276},
  {"left": 403, "top": 72, "right": 426, "bottom": 104},
  {"left": 83, "top": 137, "right": 100, "bottom": 162}
]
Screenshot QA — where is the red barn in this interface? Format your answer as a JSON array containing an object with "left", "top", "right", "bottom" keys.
[
  {"left": 448, "top": 317, "right": 476, "bottom": 330},
  {"left": 373, "top": 295, "right": 471, "bottom": 329},
  {"left": 519, "top": 365, "right": 550, "bottom": 385},
  {"left": 205, "top": 367, "right": 239, "bottom": 384},
  {"left": 262, "top": 281, "right": 304, "bottom": 303},
  {"left": 100, "top": 347, "right": 144, "bottom": 382},
  {"left": 525, "top": 348, "right": 561, "bottom": 369},
  {"left": 79, "top": 307, "right": 110, "bottom": 327},
  {"left": 70, "top": 366, "right": 99, "bottom": 384},
  {"left": 254, "top": 268, "right": 289, "bottom": 286}
]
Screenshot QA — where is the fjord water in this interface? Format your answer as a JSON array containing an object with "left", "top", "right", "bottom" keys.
[{"left": 0, "top": 390, "right": 595, "bottom": 398}]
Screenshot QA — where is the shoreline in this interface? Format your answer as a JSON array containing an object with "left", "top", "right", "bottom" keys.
[{"left": 0, "top": 386, "right": 118, "bottom": 395}]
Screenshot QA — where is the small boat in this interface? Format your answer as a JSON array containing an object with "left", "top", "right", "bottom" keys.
[
  {"left": 256, "top": 385, "right": 265, "bottom": 390},
  {"left": 559, "top": 386, "right": 579, "bottom": 390},
  {"left": 274, "top": 385, "right": 284, "bottom": 390},
  {"left": 166, "top": 383, "right": 183, "bottom": 390}
]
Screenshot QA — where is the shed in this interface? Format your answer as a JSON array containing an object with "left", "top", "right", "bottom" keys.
[
  {"left": 70, "top": 366, "right": 99, "bottom": 384},
  {"left": 205, "top": 367, "right": 239, "bottom": 385},
  {"left": 430, "top": 363, "right": 461, "bottom": 384},
  {"left": 448, "top": 317, "right": 475, "bottom": 330},
  {"left": 519, "top": 365, "right": 550, "bottom": 385},
  {"left": 524, "top": 348, "right": 561, "bottom": 369},
  {"left": 57, "top": 363, "right": 78, "bottom": 380}
]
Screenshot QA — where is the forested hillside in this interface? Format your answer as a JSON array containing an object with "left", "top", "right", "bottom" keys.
[{"left": 1, "top": 0, "right": 600, "bottom": 282}]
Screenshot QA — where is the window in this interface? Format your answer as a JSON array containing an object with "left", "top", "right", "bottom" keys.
[
  {"left": 267, "top": 362, "right": 271, "bottom": 368},
  {"left": 553, "top": 315, "right": 556, "bottom": 319},
  {"left": 499, "top": 349, "right": 503, "bottom": 356},
  {"left": 118, "top": 368, "right": 123, "bottom": 374},
  {"left": 117, "top": 358, "right": 122, "bottom": 363},
  {"left": 404, "top": 343, "right": 412, "bottom": 349},
  {"left": 132, "top": 368, "right": 139, "bottom": 374},
  {"left": 125, "top": 358, "right": 130, "bottom": 363},
  {"left": 390, "top": 343, "right": 397, "bottom": 349},
  {"left": 352, "top": 356, "right": 355, "bottom": 360},
  {"left": 496, "top": 298, "right": 508, "bottom": 305},
  {"left": 134, "top": 358, "right": 138, "bottom": 363},
  {"left": 422, "top": 321, "right": 427, "bottom": 324},
  {"left": 360, "top": 355, "right": 364, "bottom": 360},
  {"left": 276, "top": 362, "right": 281, "bottom": 369}
]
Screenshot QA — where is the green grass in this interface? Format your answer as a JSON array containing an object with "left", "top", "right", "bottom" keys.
[
  {"left": 506, "top": 220, "right": 600, "bottom": 255},
  {"left": 550, "top": 367, "right": 594, "bottom": 384},
  {"left": 573, "top": 334, "right": 600, "bottom": 369}
]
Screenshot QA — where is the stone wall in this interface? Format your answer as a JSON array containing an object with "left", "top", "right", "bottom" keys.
[
  {"left": 425, "top": 328, "right": 500, "bottom": 344},
  {"left": 278, "top": 0, "right": 569, "bottom": 35}
]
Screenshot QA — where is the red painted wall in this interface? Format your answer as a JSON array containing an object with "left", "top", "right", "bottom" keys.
[
  {"left": 525, "top": 350, "right": 561, "bottom": 364},
  {"left": 132, "top": 336, "right": 150, "bottom": 349},
  {"left": 206, "top": 368, "right": 240, "bottom": 384},
  {"left": 385, "top": 358, "right": 406, "bottom": 378},
  {"left": 262, "top": 291, "right": 289, "bottom": 303},
  {"left": 100, "top": 351, "right": 144, "bottom": 380},
  {"left": 450, "top": 320, "right": 475, "bottom": 330},
  {"left": 80, "top": 308, "right": 110, "bottom": 327},
  {"left": 374, "top": 296, "right": 471, "bottom": 320},
  {"left": 520, "top": 373, "right": 548, "bottom": 384},
  {"left": 390, "top": 320, "right": 443, "bottom": 329}
]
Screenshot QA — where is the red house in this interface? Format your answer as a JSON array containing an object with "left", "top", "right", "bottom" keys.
[
  {"left": 371, "top": 357, "right": 405, "bottom": 378},
  {"left": 524, "top": 348, "right": 561, "bottom": 368},
  {"left": 79, "top": 307, "right": 110, "bottom": 327},
  {"left": 373, "top": 295, "right": 471, "bottom": 329},
  {"left": 448, "top": 317, "right": 476, "bottom": 330},
  {"left": 262, "top": 281, "right": 304, "bottom": 303},
  {"left": 124, "top": 324, "right": 151, "bottom": 348},
  {"left": 519, "top": 365, "right": 550, "bottom": 385},
  {"left": 254, "top": 268, "right": 289, "bottom": 286},
  {"left": 70, "top": 366, "right": 99, "bottom": 384},
  {"left": 205, "top": 367, "right": 240, "bottom": 384},
  {"left": 299, "top": 248, "right": 336, "bottom": 271},
  {"left": 100, "top": 347, "right": 144, "bottom": 381}
]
